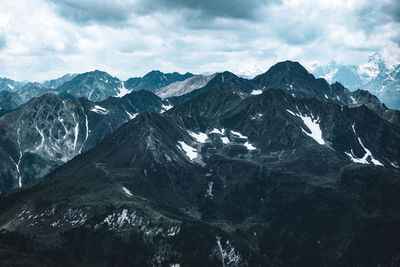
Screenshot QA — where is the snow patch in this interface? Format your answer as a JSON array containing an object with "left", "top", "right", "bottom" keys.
[
  {"left": 244, "top": 141, "right": 256, "bottom": 150},
  {"left": 251, "top": 113, "right": 263, "bottom": 120},
  {"left": 178, "top": 141, "right": 197, "bottom": 161},
  {"left": 286, "top": 109, "right": 325, "bottom": 145},
  {"left": 210, "top": 128, "right": 225, "bottom": 135},
  {"left": 251, "top": 89, "right": 263, "bottom": 95},
  {"left": 345, "top": 124, "right": 384, "bottom": 166},
  {"left": 161, "top": 104, "right": 173, "bottom": 113},
  {"left": 71, "top": 114, "right": 79, "bottom": 151},
  {"left": 34, "top": 126, "right": 45, "bottom": 152},
  {"left": 90, "top": 105, "right": 108, "bottom": 115},
  {"left": 126, "top": 111, "right": 137, "bottom": 120},
  {"left": 122, "top": 186, "right": 133, "bottom": 197},
  {"left": 231, "top": 130, "right": 247, "bottom": 139},
  {"left": 79, "top": 114, "right": 89, "bottom": 154},
  {"left": 188, "top": 131, "right": 208, "bottom": 143},
  {"left": 221, "top": 137, "right": 230, "bottom": 144},
  {"left": 116, "top": 82, "right": 131, "bottom": 97}
]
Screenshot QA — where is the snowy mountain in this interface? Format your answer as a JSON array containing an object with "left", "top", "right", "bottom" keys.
[
  {"left": 309, "top": 53, "right": 400, "bottom": 109},
  {"left": 0, "top": 75, "right": 399, "bottom": 265},
  {"left": 0, "top": 61, "right": 400, "bottom": 266}
]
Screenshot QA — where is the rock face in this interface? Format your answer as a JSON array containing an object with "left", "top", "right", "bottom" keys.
[
  {"left": 0, "top": 72, "right": 399, "bottom": 266},
  {"left": 0, "top": 90, "right": 169, "bottom": 193},
  {"left": 155, "top": 74, "right": 216, "bottom": 98}
]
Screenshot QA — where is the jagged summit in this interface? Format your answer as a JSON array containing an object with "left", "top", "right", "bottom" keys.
[
  {"left": 125, "top": 70, "right": 194, "bottom": 92},
  {"left": 310, "top": 53, "right": 400, "bottom": 109}
]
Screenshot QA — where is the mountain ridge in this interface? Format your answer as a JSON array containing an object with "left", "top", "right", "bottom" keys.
[{"left": 0, "top": 79, "right": 399, "bottom": 265}]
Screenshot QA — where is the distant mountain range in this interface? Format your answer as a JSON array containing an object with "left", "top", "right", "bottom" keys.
[
  {"left": 1, "top": 52, "right": 399, "bottom": 111},
  {"left": 309, "top": 53, "right": 400, "bottom": 109},
  {"left": 0, "top": 70, "right": 194, "bottom": 111},
  {"left": 0, "top": 60, "right": 399, "bottom": 194},
  {"left": 0, "top": 60, "right": 399, "bottom": 266}
]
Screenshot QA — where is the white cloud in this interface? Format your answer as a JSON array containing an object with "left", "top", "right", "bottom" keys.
[{"left": 0, "top": 0, "right": 398, "bottom": 81}]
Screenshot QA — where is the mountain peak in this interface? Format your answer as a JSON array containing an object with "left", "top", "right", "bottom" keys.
[
  {"left": 271, "top": 60, "right": 309, "bottom": 73},
  {"left": 368, "top": 52, "right": 384, "bottom": 64},
  {"left": 126, "top": 71, "right": 194, "bottom": 92},
  {"left": 253, "top": 60, "right": 312, "bottom": 84}
]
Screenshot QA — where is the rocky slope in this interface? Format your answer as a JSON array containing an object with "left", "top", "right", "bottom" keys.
[
  {"left": 0, "top": 90, "right": 169, "bottom": 193},
  {"left": 0, "top": 80, "right": 399, "bottom": 266},
  {"left": 0, "top": 91, "right": 24, "bottom": 116},
  {"left": 41, "top": 73, "right": 77, "bottom": 89}
]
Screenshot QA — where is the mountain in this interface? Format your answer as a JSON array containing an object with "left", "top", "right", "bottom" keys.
[
  {"left": 311, "top": 61, "right": 364, "bottom": 89},
  {"left": 168, "top": 71, "right": 258, "bottom": 105},
  {"left": 16, "top": 82, "right": 52, "bottom": 103},
  {"left": 252, "top": 60, "right": 400, "bottom": 127},
  {"left": 155, "top": 74, "right": 215, "bottom": 98},
  {"left": 253, "top": 60, "right": 354, "bottom": 105},
  {"left": 0, "top": 91, "right": 23, "bottom": 115},
  {"left": 56, "top": 70, "right": 130, "bottom": 101},
  {"left": 41, "top": 73, "right": 77, "bottom": 89},
  {"left": 0, "top": 90, "right": 169, "bottom": 193},
  {"left": 310, "top": 53, "right": 400, "bottom": 109},
  {"left": 0, "top": 78, "right": 25, "bottom": 92},
  {"left": 0, "top": 77, "right": 399, "bottom": 266},
  {"left": 351, "top": 89, "right": 400, "bottom": 126},
  {"left": 125, "top": 70, "right": 194, "bottom": 92}
]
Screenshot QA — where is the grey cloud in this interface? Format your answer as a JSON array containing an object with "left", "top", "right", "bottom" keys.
[
  {"left": 48, "top": 0, "right": 130, "bottom": 24},
  {"left": 141, "top": 0, "right": 274, "bottom": 20},
  {"left": 356, "top": 0, "right": 400, "bottom": 35},
  {"left": 383, "top": 0, "right": 400, "bottom": 23},
  {"left": 49, "top": 0, "right": 279, "bottom": 25}
]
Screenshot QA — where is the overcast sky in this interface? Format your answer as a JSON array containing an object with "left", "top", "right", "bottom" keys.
[{"left": 0, "top": 0, "right": 399, "bottom": 81}]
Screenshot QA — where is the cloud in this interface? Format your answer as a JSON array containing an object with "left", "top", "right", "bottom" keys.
[
  {"left": 48, "top": 0, "right": 131, "bottom": 25},
  {"left": 383, "top": 0, "right": 400, "bottom": 23},
  {"left": 141, "top": 0, "right": 273, "bottom": 20},
  {"left": 49, "top": 0, "right": 279, "bottom": 26},
  {"left": 0, "top": 0, "right": 399, "bottom": 82}
]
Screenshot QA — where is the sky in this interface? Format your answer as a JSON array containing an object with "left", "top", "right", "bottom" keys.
[{"left": 0, "top": 0, "right": 399, "bottom": 81}]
